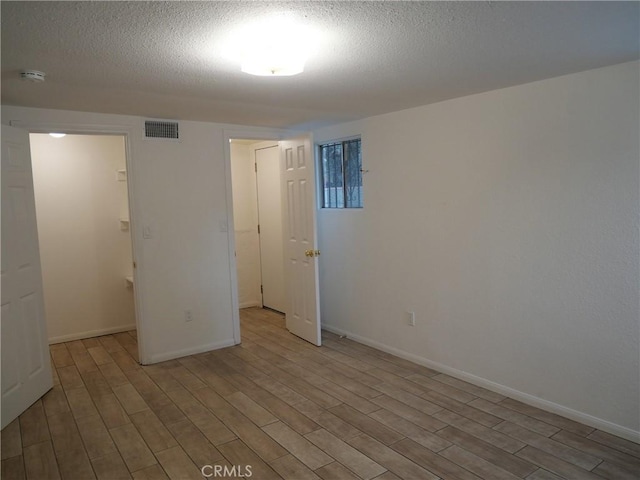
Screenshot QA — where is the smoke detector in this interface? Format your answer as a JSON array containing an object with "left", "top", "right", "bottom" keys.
[{"left": 20, "top": 70, "right": 45, "bottom": 82}]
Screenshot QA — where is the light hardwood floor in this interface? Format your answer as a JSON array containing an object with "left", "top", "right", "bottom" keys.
[{"left": 1, "top": 308, "right": 639, "bottom": 479}]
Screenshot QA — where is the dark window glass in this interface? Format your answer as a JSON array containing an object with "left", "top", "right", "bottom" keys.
[{"left": 320, "top": 138, "right": 362, "bottom": 208}]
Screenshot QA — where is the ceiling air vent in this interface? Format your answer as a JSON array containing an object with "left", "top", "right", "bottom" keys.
[{"left": 144, "top": 120, "right": 179, "bottom": 140}]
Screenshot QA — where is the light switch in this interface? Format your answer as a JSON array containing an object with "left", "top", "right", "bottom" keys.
[{"left": 143, "top": 226, "right": 152, "bottom": 239}]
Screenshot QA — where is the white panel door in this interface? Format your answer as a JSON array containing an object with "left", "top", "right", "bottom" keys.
[
  {"left": 1, "top": 126, "right": 53, "bottom": 429},
  {"left": 256, "top": 146, "right": 285, "bottom": 313},
  {"left": 281, "top": 137, "right": 321, "bottom": 346}
]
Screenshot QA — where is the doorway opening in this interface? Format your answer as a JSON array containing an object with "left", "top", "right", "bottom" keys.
[
  {"left": 230, "top": 139, "right": 285, "bottom": 321},
  {"left": 29, "top": 133, "right": 139, "bottom": 352},
  {"left": 226, "top": 134, "right": 321, "bottom": 347}
]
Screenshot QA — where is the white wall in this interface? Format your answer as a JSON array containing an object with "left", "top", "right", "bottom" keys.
[
  {"left": 30, "top": 134, "right": 135, "bottom": 342},
  {"left": 230, "top": 142, "right": 262, "bottom": 308},
  {"left": 3, "top": 106, "right": 287, "bottom": 364},
  {"left": 5, "top": 61, "right": 637, "bottom": 439},
  {"left": 314, "top": 61, "right": 640, "bottom": 440}
]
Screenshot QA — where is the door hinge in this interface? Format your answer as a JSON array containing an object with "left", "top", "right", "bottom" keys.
[
  {"left": 260, "top": 285, "right": 263, "bottom": 294},
  {"left": 133, "top": 261, "right": 137, "bottom": 269},
  {"left": 255, "top": 162, "right": 257, "bottom": 173},
  {"left": 257, "top": 224, "right": 260, "bottom": 234}
]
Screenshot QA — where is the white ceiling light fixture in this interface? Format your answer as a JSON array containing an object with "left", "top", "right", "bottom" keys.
[
  {"left": 49, "top": 133, "right": 66, "bottom": 138},
  {"left": 226, "top": 13, "right": 320, "bottom": 77}
]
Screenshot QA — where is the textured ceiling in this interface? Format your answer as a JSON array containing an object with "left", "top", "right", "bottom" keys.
[{"left": 2, "top": 1, "right": 638, "bottom": 129}]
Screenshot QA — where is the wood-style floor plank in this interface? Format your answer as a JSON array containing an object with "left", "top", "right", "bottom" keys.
[
  {"left": 109, "top": 423, "right": 157, "bottom": 473},
  {"left": 262, "top": 421, "right": 333, "bottom": 470},
  {"left": 315, "top": 461, "right": 362, "bottom": 480},
  {"left": 65, "top": 387, "right": 99, "bottom": 419},
  {"left": 129, "top": 409, "right": 178, "bottom": 453},
  {"left": 516, "top": 446, "right": 604, "bottom": 480},
  {"left": 1, "top": 418, "right": 22, "bottom": 460},
  {"left": 436, "top": 425, "right": 538, "bottom": 477},
  {"left": 216, "top": 439, "right": 282, "bottom": 480},
  {"left": 369, "top": 408, "right": 451, "bottom": 453},
  {"left": 346, "top": 434, "right": 439, "bottom": 480},
  {"left": 494, "top": 421, "right": 602, "bottom": 470},
  {"left": 42, "top": 385, "right": 71, "bottom": 418},
  {"left": 329, "top": 404, "right": 404, "bottom": 445},
  {"left": 18, "top": 401, "right": 50, "bottom": 447},
  {"left": 2, "top": 307, "right": 638, "bottom": 480},
  {"left": 91, "top": 452, "right": 132, "bottom": 480},
  {"left": 47, "top": 411, "right": 87, "bottom": 459},
  {"left": 587, "top": 429, "right": 640, "bottom": 458},
  {"left": 269, "top": 454, "right": 322, "bottom": 479},
  {"left": 131, "top": 464, "right": 169, "bottom": 480},
  {"left": 390, "top": 438, "right": 482, "bottom": 480},
  {"left": 305, "top": 429, "right": 387, "bottom": 480},
  {"left": 164, "top": 419, "right": 224, "bottom": 467},
  {"left": 1, "top": 455, "right": 26, "bottom": 480},
  {"left": 438, "top": 444, "right": 521, "bottom": 480},
  {"left": 499, "top": 398, "right": 595, "bottom": 437},
  {"left": 23, "top": 441, "right": 61, "bottom": 480},
  {"left": 552, "top": 429, "right": 640, "bottom": 471},
  {"left": 154, "top": 445, "right": 202, "bottom": 480}
]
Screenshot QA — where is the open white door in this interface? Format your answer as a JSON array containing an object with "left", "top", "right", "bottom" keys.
[
  {"left": 281, "top": 136, "right": 321, "bottom": 346},
  {"left": 1, "top": 126, "right": 53, "bottom": 428}
]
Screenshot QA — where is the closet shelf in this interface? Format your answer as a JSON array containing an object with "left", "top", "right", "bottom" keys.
[
  {"left": 125, "top": 276, "right": 134, "bottom": 288},
  {"left": 119, "top": 219, "right": 130, "bottom": 231}
]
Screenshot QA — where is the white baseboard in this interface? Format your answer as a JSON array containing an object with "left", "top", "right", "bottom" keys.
[
  {"left": 239, "top": 301, "right": 262, "bottom": 309},
  {"left": 146, "top": 338, "right": 237, "bottom": 364},
  {"left": 322, "top": 324, "right": 640, "bottom": 444},
  {"left": 49, "top": 324, "right": 136, "bottom": 344}
]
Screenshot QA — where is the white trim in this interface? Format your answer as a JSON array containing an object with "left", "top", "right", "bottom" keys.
[
  {"left": 147, "top": 338, "right": 236, "bottom": 364},
  {"left": 252, "top": 140, "right": 280, "bottom": 151},
  {"left": 9, "top": 121, "right": 130, "bottom": 136},
  {"left": 322, "top": 323, "right": 640, "bottom": 444},
  {"left": 239, "top": 301, "right": 262, "bottom": 309},
  {"left": 49, "top": 324, "right": 136, "bottom": 344}
]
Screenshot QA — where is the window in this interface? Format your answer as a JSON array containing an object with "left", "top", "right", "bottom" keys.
[{"left": 320, "top": 138, "right": 363, "bottom": 208}]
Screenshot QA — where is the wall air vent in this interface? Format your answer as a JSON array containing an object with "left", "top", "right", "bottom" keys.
[{"left": 144, "top": 120, "right": 179, "bottom": 140}]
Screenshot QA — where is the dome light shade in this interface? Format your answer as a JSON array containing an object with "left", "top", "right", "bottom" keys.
[
  {"left": 49, "top": 133, "right": 66, "bottom": 138},
  {"left": 225, "top": 14, "right": 319, "bottom": 77},
  {"left": 241, "top": 53, "right": 306, "bottom": 77}
]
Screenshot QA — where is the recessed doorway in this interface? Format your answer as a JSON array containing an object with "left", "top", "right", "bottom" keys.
[
  {"left": 29, "top": 133, "right": 138, "bottom": 345},
  {"left": 230, "top": 139, "right": 285, "bottom": 314}
]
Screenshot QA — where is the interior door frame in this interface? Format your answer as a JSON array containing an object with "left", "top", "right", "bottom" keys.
[
  {"left": 222, "top": 127, "right": 312, "bottom": 344},
  {"left": 8, "top": 120, "right": 149, "bottom": 363}
]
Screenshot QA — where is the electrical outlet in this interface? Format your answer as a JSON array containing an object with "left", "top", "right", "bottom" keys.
[
  {"left": 407, "top": 311, "right": 416, "bottom": 326},
  {"left": 184, "top": 310, "right": 193, "bottom": 322}
]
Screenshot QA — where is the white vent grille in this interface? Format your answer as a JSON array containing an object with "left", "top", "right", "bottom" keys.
[{"left": 144, "top": 120, "right": 179, "bottom": 139}]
